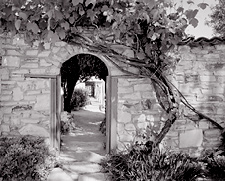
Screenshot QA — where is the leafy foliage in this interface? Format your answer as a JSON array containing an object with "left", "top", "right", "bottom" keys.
[
  {"left": 0, "top": 135, "right": 58, "bottom": 181},
  {"left": 60, "top": 112, "right": 76, "bottom": 135},
  {"left": 70, "top": 88, "right": 89, "bottom": 110},
  {"left": 203, "top": 155, "right": 225, "bottom": 180},
  {"left": 99, "top": 117, "right": 106, "bottom": 135},
  {"left": 208, "top": 0, "right": 225, "bottom": 37},
  {"left": 1, "top": 0, "right": 222, "bottom": 145},
  {"left": 100, "top": 142, "right": 204, "bottom": 181}
]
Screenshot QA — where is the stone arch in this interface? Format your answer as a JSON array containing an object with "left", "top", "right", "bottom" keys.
[
  {"left": 61, "top": 53, "right": 109, "bottom": 112},
  {"left": 56, "top": 44, "right": 129, "bottom": 77}
]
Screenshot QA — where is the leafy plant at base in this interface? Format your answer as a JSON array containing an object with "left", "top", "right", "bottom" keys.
[
  {"left": 60, "top": 112, "right": 76, "bottom": 135},
  {"left": 0, "top": 136, "right": 58, "bottom": 181},
  {"left": 99, "top": 117, "right": 106, "bottom": 135},
  {"left": 70, "top": 88, "right": 89, "bottom": 110},
  {"left": 203, "top": 155, "right": 225, "bottom": 180},
  {"left": 100, "top": 142, "right": 204, "bottom": 181}
]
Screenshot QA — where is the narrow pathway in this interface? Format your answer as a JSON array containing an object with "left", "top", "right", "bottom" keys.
[{"left": 51, "top": 98, "right": 108, "bottom": 181}]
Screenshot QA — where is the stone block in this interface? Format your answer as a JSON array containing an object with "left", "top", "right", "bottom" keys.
[
  {"left": 30, "top": 68, "right": 46, "bottom": 74},
  {"left": 118, "top": 79, "right": 130, "bottom": 86},
  {"left": 25, "top": 57, "right": 39, "bottom": 62},
  {"left": 205, "top": 63, "right": 225, "bottom": 71},
  {"left": 13, "top": 87, "right": 23, "bottom": 101},
  {"left": 0, "top": 68, "right": 10, "bottom": 80},
  {"left": 179, "top": 129, "right": 203, "bottom": 148},
  {"left": 118, "top": 86, "right": 133, "bottom": 94},
  {"left": 117, "top": 123, "right": 125, "bottom": 135},
  {"left": 119, "top": 134, "right": 134, "bottom": 142},
  {"left": 178, "top": 46, "right": 191, "bottom": 53},
  {"left": 26, "top": 50, "right": 38, "bottom": 56},
  {"left": 0, "top": 95, "right": 12, "bottom": 101},
  {"left": 1, "top": 80, "right": 16, "bottom": 85},
  {"left": 207, "top": 95, "right": 223, "bottom": 102},
  {"left": 215, "top": 45, "right": 225, "bottom": 50},
  {"left": 191, "top": 48, "right": 208, "bottom": 54},
  {"left": 12, "top": 36, "right": 27, "bottom": 45},
  {"left": 47, "top": 168, "right": 73, "bottom": 181},
  {"left": 48, "top": 66, "right": 60, "bottom": 74},
  {"left": 203, "top": 53, "right": 220, "bottom": 59},
  {"left": 11, "top": 118, "right": 21, "bottom": 126},
  {"left": 52, "top": 47, "right": 60, "bottom": 53},
  {"left": 198, "top": 120, "right": 209, "bottom": 129},
  {"left": 21, "top": 63, "right": 39, "bottom": 68},
  {"left": 48, "top": 58, "right": 61, "bottom": 66},
  {"left": 2, "top": 56, "right": 21, "bottom": 67},
  {"left": 1, "top": 123, "right": 10, "bottom": 132},
  {"left": 204, "top": 129, "right": 221, "bottom": 137},
  {"left": 199, "top": 75, "right": 217, "bottom": 82},
  {"left": 120, "top": 92, "right": 141, "bottom": 100},
  {"left": 125, "top": 123, "right": 136, "bottom": 131},
  {"left": 1, "top": 90, "right": 13, "bottom": 94},
  {"left": 11, "top": 69, "right": 29, "bottom": 74},
  {"left": 55, "top": 41, "right": 67, "bottom": 46},
  {"left": 134, "top": 84, "right": 153, "bottom": 91},
  {"left": 19, "top": 123, "right": 49, "bottom": 137},
  {"left": 6, "top": 49, "right": 22, "bottom": 56},
  {"left": 36, "top": 80, "right": 48, "bottom": 89},
  {"left": 34, "top": 94, "right": 50, "bottom": 110},
  {"left": 24, "top": 95, "right": 36, "bottom": 101},
  {"left": 78, "top": 173, "right": 107, "bottom": 181},
  {"left": 184, "top": 74, "right": 199, "bottom": 83},
  {"left": 137, "top": 114, "right": 146, "bottom": 122},
  {"left": 38, "top": 50, "right": 51, "bottom": 57},
  {"left": 118, "top": 111, "right": 131, "bottom": 123},
  {"left": 26, "top": 90, "right": 41, "bottom": 95},
  {"left": 56, "top": 47, "right": 70, "bottom": 59},
  {"left": 181, "top": 53, "right": 196, "bottom": 61},
  {"left": 137, "top": 122, "right": 148, "bottom": 129},
  {"left": 40, "top": 59, "right": 52, "bottom": 67},
  {"left": 21, "top": 118, "right": 40, "bottom": 124}
]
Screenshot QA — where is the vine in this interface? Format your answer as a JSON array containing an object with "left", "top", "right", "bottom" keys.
[{"left": 0, "top": 0, "right": 222, "bottom": 146}]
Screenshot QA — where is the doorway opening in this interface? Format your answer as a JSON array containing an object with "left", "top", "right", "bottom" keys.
[{"left": 59, "top": 54, "right": 109, "bottom": 159}]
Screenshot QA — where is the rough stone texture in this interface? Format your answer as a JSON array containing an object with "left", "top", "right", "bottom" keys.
[
  {"left": 19, "top": 123, "right": 49, "bottom": 137},
  {"left": 47, "top": 168, "right": 73, "bottom": 181},
  {"left": 0, "top": 34, "right": 225, "bottom": 153},
  {"left": 179, "top": 129, "right": 203, "bottom": 148},
  {"left": 34, "top": 94, "right": 50, "bottom": 110}
]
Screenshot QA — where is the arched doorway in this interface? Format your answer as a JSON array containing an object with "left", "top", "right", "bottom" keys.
[{"left": 60, "top": 54, "right": 109, "bottom": 156}]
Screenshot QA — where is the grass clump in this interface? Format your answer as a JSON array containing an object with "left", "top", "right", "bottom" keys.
[
  {"left": 0, "top": 135, "right": 58, "bottom": 181},
  {"left": 100, "top": 142, "right": 204, "bottom": 181}
]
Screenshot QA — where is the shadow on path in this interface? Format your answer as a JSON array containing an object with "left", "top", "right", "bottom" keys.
[{"left": 60, "top": 98, "right": 106, "bottom": 162}]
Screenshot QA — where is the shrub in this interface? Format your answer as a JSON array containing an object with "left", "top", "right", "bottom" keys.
[
  {"left": 100, "top": 142, "right": 204, "bottom": 181},
  {"left": 0, "top": 135, "right": 58, "bottom": 181},
  {"left": 70, "top": 88, "right": 89, "bottom": 110},
  {"left": 60, "top": 112, "right": 76, "bottom": 135},
  {"left": 204, "top": 155, "right": 225, "bottom": 180},
  {"left": 199, "top": 149, "right": 225, "bottom": 180},
  {"left": 99, "top": 117, "right": 106, "bottom": 135}
]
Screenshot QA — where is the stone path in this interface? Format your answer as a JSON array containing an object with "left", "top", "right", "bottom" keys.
[{"left": 48, "top": 98, "right": 108, "bottom": 181}]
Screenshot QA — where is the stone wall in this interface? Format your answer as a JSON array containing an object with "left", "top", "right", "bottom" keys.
[
  {"left": 0, "top": 33, "right": 225, "bottom": 155},
  {"left": 114, "top": 44, "right": 225, "bottom": 155},
  {"left": 169, "top": 45, "right": 225, "bottom": 155},
  {"left": 116, "top": 77, "right": 165, "bottom": 150},
  {"left": 0, "top": 34, "right": 134, "bottom": 137}
]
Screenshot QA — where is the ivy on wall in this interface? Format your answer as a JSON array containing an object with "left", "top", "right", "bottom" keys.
[{"left": 0, "top": 0, "right": 222, "bottom": 146}]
